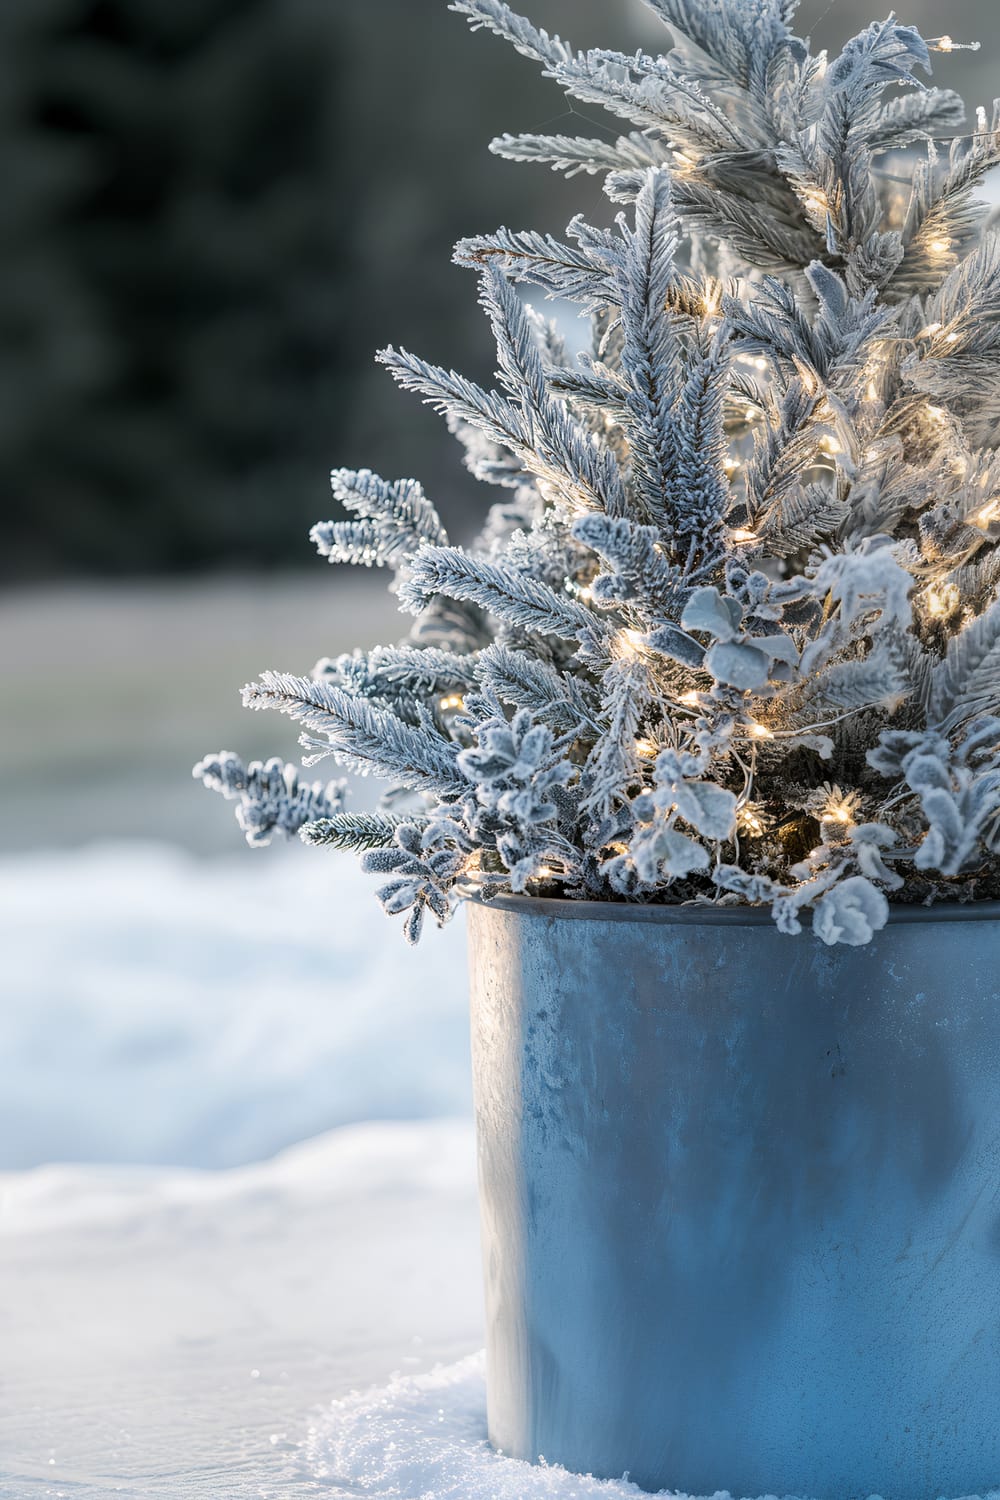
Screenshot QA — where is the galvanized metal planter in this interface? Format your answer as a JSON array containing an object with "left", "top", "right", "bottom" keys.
[{"left": 466, "top": 894, "right": 1000, "bottom": 1500}]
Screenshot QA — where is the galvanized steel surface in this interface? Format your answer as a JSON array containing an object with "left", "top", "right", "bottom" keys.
[{"left": 466, "top": 897, "right": 1000, "bottom": 1500}]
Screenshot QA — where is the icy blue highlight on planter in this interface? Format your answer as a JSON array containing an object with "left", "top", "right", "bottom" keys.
[{"left": 468, "top": 895, "right": 1000, "bottom": 1499}]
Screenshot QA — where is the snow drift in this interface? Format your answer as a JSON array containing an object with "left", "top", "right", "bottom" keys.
[{"left": 0, "top": 841, "right": 470, "bottom": 1168}]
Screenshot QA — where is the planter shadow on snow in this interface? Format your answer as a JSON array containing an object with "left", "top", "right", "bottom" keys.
[{"left": 468, "top": 895, "right": 1000, "bottom": 1500}]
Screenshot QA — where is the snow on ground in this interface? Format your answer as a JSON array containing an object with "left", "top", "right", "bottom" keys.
[
  {"left": 0, "top": 841, "right": 470, "bottom": 1168},
  {"left": 0, "top": 840, "right": 485, "bottom": 1496},
  {"left": 0, "top": 1118, "right": 483, "bottom": 1499},
  {"left": 308, "top": 1354, "right": 670, "bottom": 1498},
  {"left": 306, "top": 1356, "right": 1000, "bottom": 1500}
]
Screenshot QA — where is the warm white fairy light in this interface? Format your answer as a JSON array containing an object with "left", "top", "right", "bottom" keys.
[
  {"left": 635, "top": 738, "right": 657, "bottom": 758},
  {"left": 813, "top": 784, "right": 862, "bottom": 832},
  {"left": 748, "top": 722, "right": 773, "bottom": 740},
  {"left": 730, "top": 526, "right": 757, "bottom": 543},
  {"left": 922, "top": 582, "right": 960, "bottom": 619},
  {"left": 818, "top": 433, "right": 841, "bottom": 456},
  {"left": 928, "top": 238, "right": 951, "bottom": 255},
  {"left": 618, "top": 628, "right": 646, "bottom": 657},
  {"left": 439, "top": 693, "right": 464, "bottom": 711},
  {"left": 930, "top": 35, "right": 979, "bottom": 51},
  {"left": 738, "top": 804, "right": 767, "bottom": 838},
  {"left": 678, "top": 690, "right": 701, "bottom": 707}
]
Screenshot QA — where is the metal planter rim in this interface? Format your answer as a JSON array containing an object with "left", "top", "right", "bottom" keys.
[{"left": 472, "top": 891, "right": 1000, "bottom": 927}]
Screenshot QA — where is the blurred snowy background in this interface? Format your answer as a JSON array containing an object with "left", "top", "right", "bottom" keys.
[
  {"left": 2, "top": 0, "right": 997, "bottom": 1494},
  {"left": 0, "top": 577, "right": 482, "bottom": 1497}
]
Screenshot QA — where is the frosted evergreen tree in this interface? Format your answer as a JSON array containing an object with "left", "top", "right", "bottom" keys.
[{"left": 198, "top": 0, "right": 1000, "bottom": 946}]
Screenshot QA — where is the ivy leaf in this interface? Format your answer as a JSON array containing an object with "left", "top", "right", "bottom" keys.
[
  {"left": 812, "top": 878, "right": 890, "bottom": 947},
  {"left": 634, "top": 827, "right": 710, "bottom": 880},
  {"left": 705, "top": 640, "right": 772, "bottom": 690},
  {"left": 673, "top": 780, "right": 738, "bottom": 840},
  {"left": 681, "top": 586, "right": 744, "bottom": 641}
]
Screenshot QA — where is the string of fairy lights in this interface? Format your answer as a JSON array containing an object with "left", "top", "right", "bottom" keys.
[{"left": 430, "top": 29, "right": 995, "bottom": 884}]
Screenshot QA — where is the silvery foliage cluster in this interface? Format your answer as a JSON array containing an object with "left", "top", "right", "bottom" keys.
[
  {"left": 192, "top": 751, "right": 346, "bottom": 847},
  {"left": 197, "top": 0, "right": 1000, "bottom": 944}
]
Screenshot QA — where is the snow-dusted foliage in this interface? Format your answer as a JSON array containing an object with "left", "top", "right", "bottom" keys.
[
  {"left": 197, "top": 0, "right": 1000, "bottom": 943},
  {"left": 192, "top": 752, "right": 345, "bottom": 847}
]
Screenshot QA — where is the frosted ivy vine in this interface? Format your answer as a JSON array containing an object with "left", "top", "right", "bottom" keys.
[{"left": 196, "top": 0, "right": 1000, "bottom": 945}]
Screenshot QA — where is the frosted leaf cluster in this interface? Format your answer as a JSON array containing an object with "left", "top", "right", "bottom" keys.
[{"left": 197, "top": 0, "right": 1000, "bottom": 944}]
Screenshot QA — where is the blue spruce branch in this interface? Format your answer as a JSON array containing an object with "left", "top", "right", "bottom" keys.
[
  {"left": 242, "top": 672, "right": 467, "bottom": 795},
  {"left": 193, "top": 752, "right": 345, "bottom": 846}
]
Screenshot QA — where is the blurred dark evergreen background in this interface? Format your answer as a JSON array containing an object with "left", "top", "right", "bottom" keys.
[{"left": 3, "top": 0, "right": 994, "bottom": 581}]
